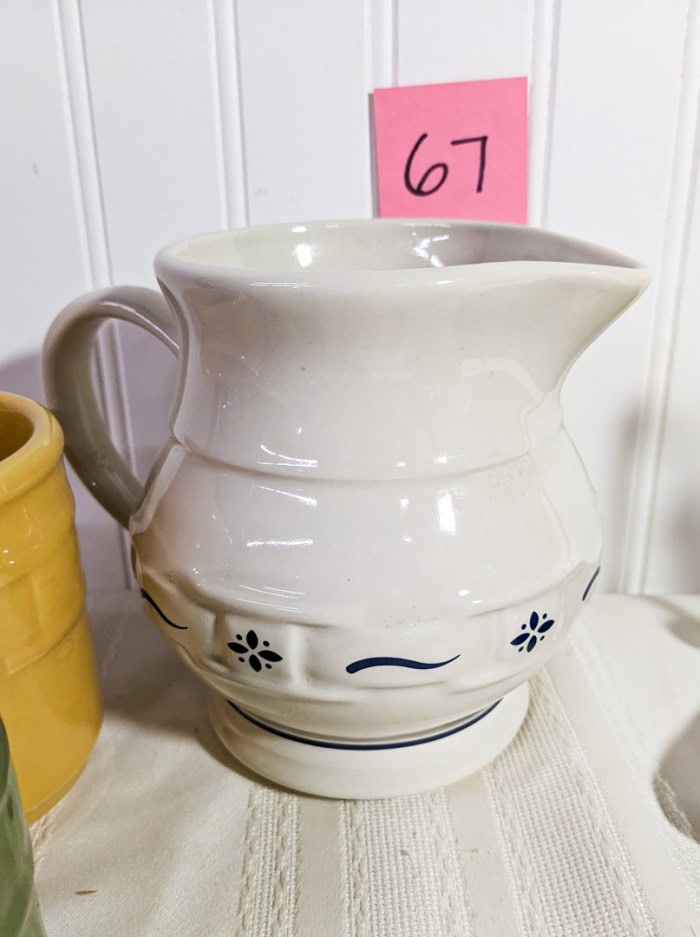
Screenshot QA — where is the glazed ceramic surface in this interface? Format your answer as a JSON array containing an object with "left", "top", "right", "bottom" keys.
[
  {"left": 0, "top": 720, "right": 47, "bottom": 936},
  {"left": 0, "top": 393, "right": 102, "bottom": 821},
  {"left": 43, "top": 220, "right": 649, "bottom": 797}
]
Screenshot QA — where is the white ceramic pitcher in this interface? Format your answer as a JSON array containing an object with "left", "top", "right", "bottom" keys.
[{"left": 43, "top": 220, "right": 649, "bottom": 798}]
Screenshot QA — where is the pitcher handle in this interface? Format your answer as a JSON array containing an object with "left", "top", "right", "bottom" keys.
[{"left": 43, "top": 286, "right": 180, "bottom": 529}]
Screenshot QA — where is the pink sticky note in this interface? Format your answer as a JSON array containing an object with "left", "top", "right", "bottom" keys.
[{"left": 372, "top": 77, "right": 528, "bottom": 223}]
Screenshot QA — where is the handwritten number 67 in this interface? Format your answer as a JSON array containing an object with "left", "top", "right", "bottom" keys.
[{"left": 404, "top": 132, "right": 488, "bottom": 197}]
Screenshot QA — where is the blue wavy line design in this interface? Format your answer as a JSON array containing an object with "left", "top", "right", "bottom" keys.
[
  {"left": 345, "top": 654, "right": 460, "bottom": 675},
  {"left": 582, "top": 566, "right": 601, "bottom": 602},
  {"left": 140, "top": 588, "right": 188, "bottom": 630}
]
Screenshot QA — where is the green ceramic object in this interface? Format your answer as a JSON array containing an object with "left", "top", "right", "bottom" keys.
[{"left": 0, "top": 719, "right": 47, "bottom": 937}]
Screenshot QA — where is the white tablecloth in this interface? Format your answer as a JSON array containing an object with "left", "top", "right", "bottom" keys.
[{"left": 32, "top": 593, "right": 700, "bottom": 936}]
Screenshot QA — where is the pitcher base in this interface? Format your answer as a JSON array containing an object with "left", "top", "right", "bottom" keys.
[{"left": 208, "top": 683, "right": 529, "bottom": 799}]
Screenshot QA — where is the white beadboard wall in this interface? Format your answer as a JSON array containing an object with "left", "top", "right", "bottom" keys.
[{"left": 1, "top": 0, "right": 699, "bottom": 594}]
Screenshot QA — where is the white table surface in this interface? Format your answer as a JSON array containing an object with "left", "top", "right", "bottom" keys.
[{"left": 32, "top": 593, "right": 700, "bottom": 936}]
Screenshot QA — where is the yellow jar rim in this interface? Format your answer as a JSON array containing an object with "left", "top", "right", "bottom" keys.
[{"left": 0, "top": 393, "right": 64, "bottom": 507}]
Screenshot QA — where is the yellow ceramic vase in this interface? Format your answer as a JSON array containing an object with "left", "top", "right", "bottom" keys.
[{"left": 0, "top": 392, "right": 102, "bottom": 823}]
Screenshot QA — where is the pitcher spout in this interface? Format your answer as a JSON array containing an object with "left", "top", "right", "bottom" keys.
[
  {"left": 484, "top": 252, "right": 650, "bottom": 394},
  {"left": 438, "top": 225, "right": 649, "bottom": 398}
]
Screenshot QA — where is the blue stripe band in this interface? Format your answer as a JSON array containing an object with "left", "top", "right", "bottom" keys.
[{"left": 227, "top": 699, "right": 501, "bottom": 751}]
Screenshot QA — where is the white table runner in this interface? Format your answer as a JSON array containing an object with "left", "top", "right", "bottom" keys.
[{"left": 32, "top": 593, "right": 700, "bottom": 935}]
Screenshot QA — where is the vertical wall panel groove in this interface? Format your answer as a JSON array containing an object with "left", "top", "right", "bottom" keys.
[
  {"left": 390, "top": 0, "right": 399, "bottom": 86},
  {"left": 527, "top": 0, "right": 560, "bottom": 228},
  {"left": 52, "top": 0, "right": 133, "bottom": 587},
  {"left": 50, "top": 0, "right": 94, "bottom": 302},
  {"left": 210, "top": 0, "right": 249, "bottom": 228},
  {"left": 364, "top": 0, "right": 396, "bottom": 90},
  {"left": 364, "top": 0, "right": 396, "bottom": 214},
  {"left": 53, "top": 0, "right": 112, "bottom": 285},
  {"left": 620, "top": 1, "right": 700, "bottom": 592}
]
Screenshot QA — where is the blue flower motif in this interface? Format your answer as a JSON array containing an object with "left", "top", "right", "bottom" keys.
[
  {"left": 228, "top": 630, "right": 283, "bottom": 672},
  {"left": 510, "top": 611, "right": 555, "bottom": 653}
]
